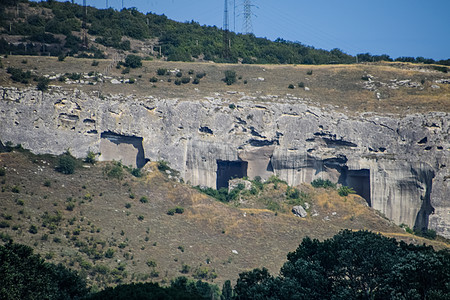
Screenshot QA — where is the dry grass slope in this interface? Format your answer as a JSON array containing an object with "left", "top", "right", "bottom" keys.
[{"left": 0, "top": 149, "right": 448, "bottom": 288}]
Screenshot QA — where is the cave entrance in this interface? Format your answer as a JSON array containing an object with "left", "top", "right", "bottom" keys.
[
  {"left": 346, "top": 169, "right": 371, "bottom": 206},
  {"left": 216, "top": 160, "right": 248, "bottom": 189}
]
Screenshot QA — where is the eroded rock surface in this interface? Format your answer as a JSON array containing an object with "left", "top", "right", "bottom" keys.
[{"left": 1, "top": 86, "right": 449, "bottom": 237}]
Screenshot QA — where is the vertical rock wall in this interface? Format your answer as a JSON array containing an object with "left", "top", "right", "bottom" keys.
[{"left": 1, "top": 87, "right": 449, "bottom": 237}]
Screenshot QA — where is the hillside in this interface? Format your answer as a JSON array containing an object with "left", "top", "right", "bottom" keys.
[
  {"left": 1, "top": 0, "right": 449, "bottom": 66},
  {"left": 1, "top": 147, "right": 448, "bottom": 288},
  {"left": 1, "top": 55, "right": 449, "bottom": 116}
]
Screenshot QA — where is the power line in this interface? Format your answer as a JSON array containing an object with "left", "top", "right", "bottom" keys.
[
  {"left": 223, "top": 0, "right": 231, "bottom": 59},
  {"left": 243, "top": 0, "right": 253, "bottom": 34}
]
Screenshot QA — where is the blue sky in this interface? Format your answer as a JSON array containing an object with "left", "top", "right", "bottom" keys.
[{"left": 70, "top": 0, "right": 449, "bottom": 60}]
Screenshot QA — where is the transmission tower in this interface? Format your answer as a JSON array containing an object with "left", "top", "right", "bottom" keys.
[
  {"left": 82, "top": 0, "right": 88, "bottom": 48},
  {"left": 243, "top": 0, "right": 253, "bottom": 34},
  {"left": 223, "top": 0, "right": 231, "bottom": 60}
]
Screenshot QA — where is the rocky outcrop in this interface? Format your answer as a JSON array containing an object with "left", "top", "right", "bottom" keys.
[{"left": 0, "top": 86, "right": 449, "bottom": 237}]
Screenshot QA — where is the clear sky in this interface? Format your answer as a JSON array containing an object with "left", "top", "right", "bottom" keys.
[{"left": 69, "top": 0, "right": 449, "bottom": 60}]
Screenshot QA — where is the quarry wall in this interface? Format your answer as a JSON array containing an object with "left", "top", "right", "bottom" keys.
[{"left": 1, "top": 86, "right": 449, "bottom": 237}]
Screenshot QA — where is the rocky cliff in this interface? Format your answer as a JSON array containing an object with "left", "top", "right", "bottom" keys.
[{"left": 1, "top": 86, "right": 449, "bottom": 237}]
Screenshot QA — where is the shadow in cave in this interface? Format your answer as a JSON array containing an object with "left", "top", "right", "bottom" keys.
[{"left": 216, "top": 160, "right": 248, "bottom": 189}]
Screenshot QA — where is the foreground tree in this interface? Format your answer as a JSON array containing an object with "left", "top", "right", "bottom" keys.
[
  {"left": 234, "top": 230, "right": 450, "bottom": 299},
  {"left": 0, "top": 242, "right": 88, "bottom": 299}
]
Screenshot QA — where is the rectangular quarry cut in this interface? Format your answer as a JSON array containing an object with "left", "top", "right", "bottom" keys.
[
  {"left": 99, "top": 132, "right": 147, "bottom": 168},
  {"left": 216, "top": 160, "right": 248, "bottom": 189}
]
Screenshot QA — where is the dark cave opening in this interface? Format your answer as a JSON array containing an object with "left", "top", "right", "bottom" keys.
[
  {"left": 346, "top": 169, "right": 371, "bottom": 206},
  {"left": 216, "top": 160, "right": 248, "bottom": 189}
]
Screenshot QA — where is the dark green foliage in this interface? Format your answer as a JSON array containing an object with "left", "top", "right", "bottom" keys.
[
  {"left": 130, "top": 168, "right": 143, "bottom": 177},
  {"left": 139, "top": 196, "right": 148, "bottom": 203},
  {"left": 157, "top": 160, "right": 171, "bottom": 172},
  {"left": 311, "top": 178, "right": 336, "bottom": 189},
  {"left": 337, "top": 185, "right": 356, "bottom": 196},
  {"left": 157, "top": 68, "right": 167, "bottom": 76},
  {"left": 288, "top": 84, "right": 295, "bottom": 89},
  {"left": 28, "top": 224, "right": 38, "bottom": 234},
  {"left": 298, "top": 82, "right": 305, "bottom": 88},
  {"left": 167, "top": 206, "right": 184, "bottom": 215},
  {"left": 195, "top": 185, "right": 244, "bottom": 203},
  {"left": 149, "top": 76, "right": 158, "bottom": 82},
  {"left": 306, "top": 70, "right": 313, "bottom": 75},
  {"left": 192, "top": 78, "right": 200, "bottom": 84},
  {"left": 223, "top": 70, "right": 237, "bottom": 85},
  {"left": 103, "top": 161, "right": 124, "bottom": 180},
  {"left": 86, "top": 277, "right": 219, "bottom": 300},
  {"left": 233, "top": 230, "right": 450, "bottom": 299},
  {"left": 36, "top": 76, "right": 50, "bottom": 91},
  {"left": 181, "top": 77, "right": 191, "bottom": 84},
  {"left": 68, "top": 72, "right": 81, "bottom": 80},
  {"left": 0, "top": 243, "right": 88, "bottom": 300},
  {"left": 196, "top": 72, "right": 206, "bottom": 79},
  {"left": 176, "top": 71, "right": 183, "bottom": 77},
  {"left": 7, "top": 67, "right": 31, "bottom": 83},
  {"left": 57, "top": 152, "right": 76, "bottom": 174},
  {"left": 221, "top": 280, "right": 233, "bottom": 300},
  {"left": 91, "top": 60, "right": 99, "bottom": 66},
  {"left": 124, "top": 54, "right": 142, "bottom": 68}
]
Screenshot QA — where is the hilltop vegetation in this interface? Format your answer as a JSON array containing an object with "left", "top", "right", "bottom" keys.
[{"left": 0, "top": 0, "right": 449, "bottom": 66}]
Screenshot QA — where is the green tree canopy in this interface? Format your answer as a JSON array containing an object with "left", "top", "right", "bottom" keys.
[
  {"left": 0, "top": 242, "right": 88, "bottom": 300},
  {"left": 234, "top": 230, "right": 450, "bottom": 299}
]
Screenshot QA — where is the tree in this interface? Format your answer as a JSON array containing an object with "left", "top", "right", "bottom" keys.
[
  {"left": 223, "top": 70, "right": 236, "bottom": 85},
  {"left": 233, "top": 230, "right": 450, "bottom": 299},
  {"left": 36, "top": 76, "right": 50, "bottom": 92},
  {"left": 57, "top": 151, "right": 76, "bottom": 174},
  {"left": 124, "top": 54, "right": 142, "bottom": 68},
  {"left": 221, "top": 280, "right": 233, "bottom": 300},
  {"left": 0, "top": 242, "right": 88, "bottom": 300}
]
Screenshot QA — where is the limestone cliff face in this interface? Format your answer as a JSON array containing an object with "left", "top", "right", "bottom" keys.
[{"left": 1, "top": 87, "right": 449, "bottom": 237}]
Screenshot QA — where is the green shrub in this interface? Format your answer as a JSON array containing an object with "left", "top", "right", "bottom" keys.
[
  {"left": 338, "top": 186, "right": 356, "bottom": 196},
  {"left": 121, "top": 67, "right": 130, "bottom": 74},
  {"left": 125, "top": 203, "right": 131, "bottom": 209},
  {"left": 146, "top": 260, "right": 157, "bottom": 267},
  {"left": 29, "top": 225, "right": 38, "bottom": 234},
  {"left": 176, "top": 72, "right": 183, "bottom": 78},
  {"left": 7, "top": 67, "right": 31, "bottom": 83},
  {"left": 68, "top": 73, "right": 81, "bottom": 80},
  {"left": 157, "top": 68, "right": 167, "bottom": 76},
  {"left": 196, "top": 72, "right": 206, "bottom": 79},
  {"left": 307, "top": 70, "right": 313, "bottom": 75},
  {"left": 66, "top": 202, "right": 75, "bottom": 211},
  {"left": 91, "top": 60, "right": 99, "bottom": 66},
  {"left": 149, "top": 76, "right": 158, "bottom": 83},
  {"left": 105, "top": 248, "right": 115, "bottom": 258},
  {"left": 139, "top": 196, "right": 148, "bottom": 203},
  {"left": 167, "top": 206, "right": 184, "bottom": 215},
  {"left": 298, "top": 82, "right": 305, "bottom": 88},
  {"left": 37, "top": 76, "right": 50, "bottom": 92},
  {"left": 223, "top": 70, "right": 236, "bottom": 85},
  {"left": 180, "top": 264, "right": 191, "bottom": 274},
  {"left": 0, "top": 221, "right": 10, "bottom": 228},
  {"left": 0, "top": 168, "right": 5, "bottom": 176},
  {"left": 192, "top": 78, "right": 200, "bottom": 84},
  {"left": 181, "top": 77, "right": 190, "bottom": 84},
  {"left": 288, "top": 84, "right": 295, "bottom": 89},
  {"left": 43, "top": 180, "right": 51, "bottom": 187},
  {"left": 104, "top": 162, "right": 123, "bottom": 180},
  {"left": 174, "top": 79, "right": 182, "bottom": 85},
  {"left": 124, "top": 55, "right": 142, "bottom": 68},
  {"left": 138, "top": 215, "right": 144, "bottom": 221},
  {"left": 84, "top": 151, "right": 96, "bottom": 164},
  {"left": 311, "top": 178, "right": 336, "bottom": 189},
  {"left": 11, "top": 186, "right": 20, "bottom": 193},
  {"left": 57, "top": 153, "right": 76, "bottom": 174}
]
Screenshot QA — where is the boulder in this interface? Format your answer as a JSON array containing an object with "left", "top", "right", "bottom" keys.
[{"left": 292, "top": 205, "right": 307, "bottom": 218}]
